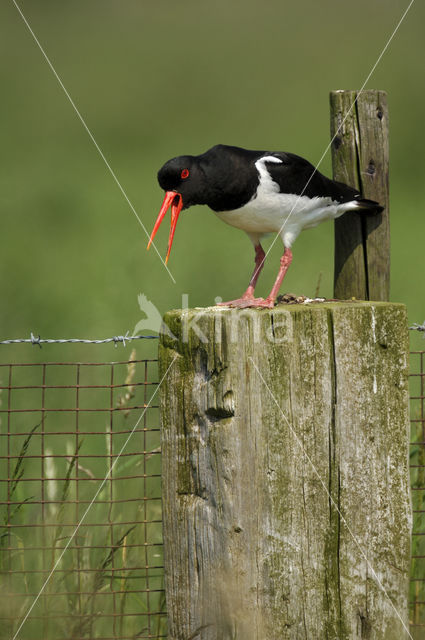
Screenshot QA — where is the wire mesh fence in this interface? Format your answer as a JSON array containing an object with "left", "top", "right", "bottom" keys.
[
  {"left": 0, "top": 344, "right": 424, "bottom": 638},
  {"left": 410, "top": 350, "right": 425, "bottom": 636},
  {"left": 0, "top": 354, "right": 166, "bottom": 640}
]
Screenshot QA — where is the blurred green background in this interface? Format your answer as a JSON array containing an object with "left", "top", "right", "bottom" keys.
[
  {"left": 0, "top": 0, "right": 425, "bottom": 362},
  {"left": 1, "top": 2, "right": 425, "bottom": 635}
]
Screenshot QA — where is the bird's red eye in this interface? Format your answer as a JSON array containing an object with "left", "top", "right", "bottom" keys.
[{"left": 181, "top": 169, "right": 189, "bottom": 179}]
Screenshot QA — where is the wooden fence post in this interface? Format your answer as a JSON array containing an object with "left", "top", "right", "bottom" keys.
[
  {"left": 330, "top": 90, "right": 390, "bottom": 301},
  {"left": 159, "top": 303, "right": 411, "bottom": 640}
]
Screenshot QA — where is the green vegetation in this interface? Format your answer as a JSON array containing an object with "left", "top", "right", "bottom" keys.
[{"left": 0, "top": 1, "right": 424, "bottom": 637}]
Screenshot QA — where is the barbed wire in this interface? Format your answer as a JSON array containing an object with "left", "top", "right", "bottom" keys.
[
  {"left": 410, "top": 322, "right": 425, "bottom": 335},
  {"left": 0, "top": 331, "right": 158, "bottom": 348},
  {"left": 2, "top": 322, "right": 424, "bottom": 348}
]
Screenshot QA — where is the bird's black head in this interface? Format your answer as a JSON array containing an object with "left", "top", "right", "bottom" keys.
[
  {"left": 148, "top": 153, "right": 207, "bottom": 264},
  {"left": 157, "top": 154, "right": 206, "bottom": 209}
]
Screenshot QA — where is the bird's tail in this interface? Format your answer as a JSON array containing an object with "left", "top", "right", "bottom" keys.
[{"left": 353, "top": 197, "right": 384, "bottom": 213}]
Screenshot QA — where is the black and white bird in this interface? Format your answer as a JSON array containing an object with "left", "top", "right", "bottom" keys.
[{"left": 148, "top": 144, "right": 383, "bottom": 308}]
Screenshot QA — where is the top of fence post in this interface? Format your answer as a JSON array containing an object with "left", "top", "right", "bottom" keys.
[{"left": 330, "top": 89, "right": 390, "bottom": 301}]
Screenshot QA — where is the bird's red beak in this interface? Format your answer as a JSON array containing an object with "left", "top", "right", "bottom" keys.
[{"left": 147, "top": 191, "right": 183, "bottom": 264}]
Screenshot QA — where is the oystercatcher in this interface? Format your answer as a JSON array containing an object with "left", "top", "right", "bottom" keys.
[{"left": 148, "top": 144, "right": 383, "bottom": 308}]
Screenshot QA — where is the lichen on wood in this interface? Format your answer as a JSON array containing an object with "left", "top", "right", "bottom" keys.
[{"left": 159, "top": 302, "right": 410, "bottom": 640}]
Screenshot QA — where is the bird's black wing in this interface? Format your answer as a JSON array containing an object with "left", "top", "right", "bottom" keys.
[{"left": 266, "top": 152, "right": 360, "bottom": 203}]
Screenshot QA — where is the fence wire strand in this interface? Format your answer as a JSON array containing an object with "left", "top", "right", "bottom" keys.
[
  {"left": 0, "top": 332, "right": 158, "bottom": 348},
  {"left": 0, "top": 320, "right": 423, "bottom": 348}
]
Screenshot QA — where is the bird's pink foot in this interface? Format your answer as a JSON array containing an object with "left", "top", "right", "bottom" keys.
[{"left": 217, "top": 297, "right": 275, "bottom": 309}]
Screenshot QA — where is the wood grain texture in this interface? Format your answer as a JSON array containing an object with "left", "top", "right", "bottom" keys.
[
  {"left": 159, "top": 304, "right": 410, "bottom": 640},
  {"left": 330, "top": 90, "right": 390, "bottom": 301}
]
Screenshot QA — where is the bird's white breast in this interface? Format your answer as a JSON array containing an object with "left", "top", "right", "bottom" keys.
[{"left": 214, "top": 156, "right": 350, "bottom": 247}]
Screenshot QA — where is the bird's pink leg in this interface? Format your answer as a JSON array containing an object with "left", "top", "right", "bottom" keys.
[
  {"left": 218, "top": 244, "right": 266, "bottom": 307},
  {"left": 242, "top": 244, "right": 266, "bottom": 298},
  {"left": 263, "top": 247, "right": 293, "bottom": 305},
  {"left": 218, "top": 247, "right": 293, "bottom": 309}
]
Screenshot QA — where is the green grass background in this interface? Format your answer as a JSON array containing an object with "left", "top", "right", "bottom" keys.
[
  {"left": 0, "top": 1, "right": 425, "bottom": 636},
  {"left": 0, "top": 0, "right": 424, "bottom": 362}
]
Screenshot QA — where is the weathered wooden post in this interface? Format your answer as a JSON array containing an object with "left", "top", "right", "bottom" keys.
[
  {"left": 159, "top": 303, "right": 411, "bottom": 640},
  {"left": 330, "top": 89, "right": 390, "bottom": 301}
]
